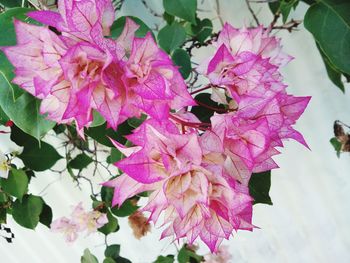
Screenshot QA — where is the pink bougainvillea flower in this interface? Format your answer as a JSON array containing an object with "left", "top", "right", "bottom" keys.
[
  {"left": 51, "top": 217, "right": 80, "bottom": 242},
  {"left": 198, "top": 22, "right": 310, "bottom": 176},
  {"left": 215, "top": 23, "right": 292, "bottom": 67},
  {"left": 3, "top": 0, "right": 194, "bottom": 133},
  {"left": 103, "top": 120, "right": 253, "bottom": 252},
  {"left": 122, "top": 32, "right": 196, "bottom": 120},
  {"left": 51, "top": 202, "right": 107, "bottom": 242},
  {"left": 204, "top": 245, "right": 233, "bottom": 263},
  {"left": 27, "top": 0, "right": 115, "bottom": 41},
  {"left": 210, "top": 113, "right": 273, "bottom": 184}
]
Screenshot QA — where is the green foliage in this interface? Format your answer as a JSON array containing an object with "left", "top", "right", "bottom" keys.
[
  {"left": 105, "top": 244, "right": 121, "bottom": 260},
  {"left": 11, "top": 125, "right": 62, "bottom": 171},
  {"left": 177, "top": 245, "right": 203, "bottom": 263},
  {"left": 106, "top": 148, "right": 124, "bottom": 164},
  {"left": 91, "top": 111, "right": 106, "bottom": 127},
  {"left": 154, "top": 255, "right": 175, "bottom": 263},
  {"left": 39, "top": 202, "right": 53, "bottom": 228},
  {"left": 111, "top": 199, "right": 139, "bottom": 217},
  {"left": 0, "top": 168, "right": 28, "bottom": 201},
  {"left": 86, "top": 121, "right": 132, "bottom": 147},
  {"left": 304, "top": 0, "right": 350, "bottom": 78},
  {"left": 104, "top": 244, "right": 131, "bottom": 263},
  {"left": 269, "top": 0, "right": 299, "bottom": 23},
  {"left": 249, "top": 171, "right": 273, "bottom": 205},
  {"left": 12, "top": 194, "right": 44, "bottom": 229},
  {"left": 330, "top": 137, "right": 342, "bottom": 157},
  {"left": 163, "top": 0, "right": 197, "bottom": 24},
  {"left": 317, "top": 43, "right": 345, "bottom": 92},
  {"left": 127, "top": 114, "right": 147, "bottom": 129},
  {"left": 0, "top": 73, "right": 55, "bottom": 140},
  {"left": 0, "top": 105, "right": 10, "bottom": 125},
  {"left": 171, "top": 49, "right": 192, "bottom": 79},
  {"left": 68, "top": 153, "right": 93, "bottom": 170},
  {"left": 98, "top": 210, "right": 119, "bottom": 235},
  {"left": 81, "top": 249, "right": 99, "bottom": 263},
  {"left": 163, "top": 12, "right": 175, "bottom": 25},
  {"left": 101, "top": 186, "right": 114, "bottom": 206},
  {"left": 186, "top": 18, "right": 213, "bottom": 43},
  {"left": 0, "top": 0, "right": 22, "bottom": 7},
  {"left": 103, "top": 258, "right": 115, "bottom": 263},
  {"left": 191, "top": 93, "right": 225, "bottom": 123},
  {"left": 158, "top": 22, "right": 186, "bottom": 54},
  {"left": 110, "top": 16, "right": 153, "bottom": 38}
]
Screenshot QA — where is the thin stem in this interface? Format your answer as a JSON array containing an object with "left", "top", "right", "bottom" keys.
[
  {"left": 195, "top": 99, "right": 229, "bottom": 113},
  {"left": 141, "top": 0, "right": 162, "bottom": 17},
  {"left": 215, "top": 0, "right": 224, "bottom": 27},
  {"left": 245, "top": 0, "right": 260, "bottom": 26},
  {"left": 169, "top": 114, "right": 211, "bottom": 129}
]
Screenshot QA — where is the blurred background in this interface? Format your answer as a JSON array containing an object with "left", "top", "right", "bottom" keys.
[{"left": 1, "top": 0, "right": 350, "bottom": 262}]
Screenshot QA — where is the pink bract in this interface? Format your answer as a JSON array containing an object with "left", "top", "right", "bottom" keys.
[
  {"left": 103, "top": 120, "right": 253, "bottom": 252},
  {"left": 3, "top": 0, "right": 194, "bottom": 133}
]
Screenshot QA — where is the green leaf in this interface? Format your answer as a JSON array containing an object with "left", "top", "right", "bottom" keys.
[
  {"left": 187, "top": 18, "right": 213, "bottom": 43},
  {"left": 101, "top": 186, "right": 115, "bottom": 207},
  {"left": 171, "top": 49, "right": 191, "bottom": 79},
  {"left": 191, "top": 93, "right": 225, "bottom": 123},
  {"left": 103, "top": 258, "right": 115, "bottom": 263},
  {"left": 0, "top": 168, "right": 28, "bottom": 200},
  {"left": 330, "top": 137, "right": 342, "bottom": 157},
  {"left": 154, "top": 255, "right": 175, "bottom": 263},
  {"left": 163, "top": 12, "right": 175, "bottom": 25},
  {"left": 98, "top": 210, "right": 119, "bottom": 235},
  {"left": 269, "top": 0, "right": 299, "bottom": 22},
  {"left": 0, "top": 192, "right": 9, "bottom": 203},
  {"left": 81, "top": 249, "right": 99, "bottom": 263},
  {"left": 304, "top": 0, "right": 350, "bottom": 75},
  {"left": 0, "top": 72, "right": 55, "bottom": 140},
  {"left": 127, "top": 114, "right": 147, "bottom": 129},
  {"left": 163, "top": 0, "right": 197, "bottom": 24},
  {"left": 249, "top": 171, "right": 273, "bottom": 205},
  {"left": 68, "top": 153, "right": 93, "bottom": 170},
  {"left": 12, "top": 194, "right": 44, "bottom": 229},
  {"left": 0, "top": 207, "right": 6, "bottom": 224},
  {"left": 110, "top": 16, "right": 153, "bottom": 38},
  {"left": 114, "top": 257, "right": 131, "bottom": 263},
  {"left": 53, "top": 124, "right": 66, "bottom": 135},
  {"left": 39, "top": 202, "right": 53, "bottom": 228},
  {"left": 106, "top": 148, "right": 124, "bottom": 165},
  {"left": 177, "top": 245, "right": 203, "bottom": 263},
  {"left": 158, "top": 22, "right": 186, "bottom": 54},
  {"left": 111, "top": 199, "right": 139, "bottom": 217},
  {"left": 91, "top": 111, "right": 106, "bottom": 127},
  {"left": 316, "top": 42, "right": 345, "bottom": 92},
  {"left": 0, "top": 105, "right": 10, "bottom": 125},
  {"left": 19, "top": 140, "right": 62, "bottom": 171},
  {"left": 105, "top": 244, "right": 121, "bottom": 260},
  {"left": 86, "top": 121, "right": 132, "bottom": 147},
  {"left": 0, "top": 0, "right": 22, "bottom": 7}
]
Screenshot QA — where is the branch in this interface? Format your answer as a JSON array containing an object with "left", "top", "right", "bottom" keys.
[
  {"left": 141, "top": 0, "right": 162, "bottom": 17},
  {"left": 245, "top": 0, "right": 260, "bottom": 26}
]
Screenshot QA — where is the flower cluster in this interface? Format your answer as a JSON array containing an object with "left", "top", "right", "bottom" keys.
[
  {"left": 0, "top": 150, "right": 10, "bottom": 179},
  {"left": 104, "top": 24, "right": 310, "bottom": 251},
  {"left": 51, "top": 202, "right": 108, "bottom": 242},
  {"left": 2, "top": 0, "right": 194, "bottom": 135},
  {"left": 3, "top": 0, "right": 310, "bottom": 254}
]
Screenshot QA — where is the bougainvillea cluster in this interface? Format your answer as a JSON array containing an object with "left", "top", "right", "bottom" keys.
[
  {"left": 2, "top": 0, "right": 310, "bottom": 253},
  {"left": 51, "top": 202, "right": 107, "bottom": 242}
]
